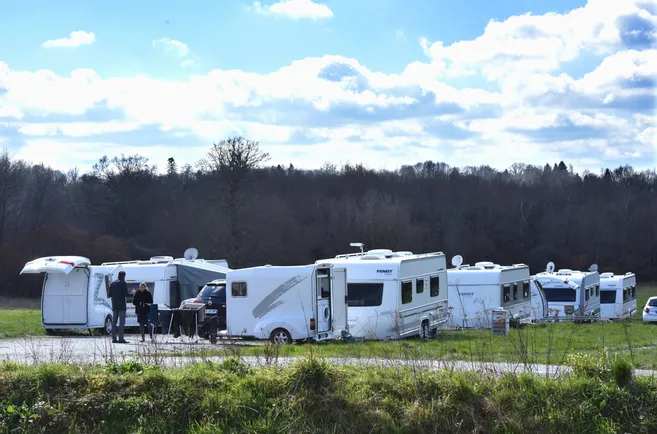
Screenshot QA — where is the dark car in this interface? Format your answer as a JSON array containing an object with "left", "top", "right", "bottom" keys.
[{"left": 194, "top": 280, "right": 227, "bottom": 331}]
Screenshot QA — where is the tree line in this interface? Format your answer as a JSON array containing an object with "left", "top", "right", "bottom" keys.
[{"left": 4, "top": 136, "right": 656, "bottom": 298}]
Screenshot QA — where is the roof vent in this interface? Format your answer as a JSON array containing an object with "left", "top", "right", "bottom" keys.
[
  {"left": 367, "top": 249, "right": 394, "bottom": 257},
  {"left": 600, "top": 272, "right": 614, "bottom": 278},
  {"left": 150, "top": 256, "right": 174, "bottom": 263},
  {"left": 359, "top": 255, "right": 385, "bottom": 260},
  {"left": 556, "top": 269, "right": 572, "bottom": 275},
  {"left": 475, "top": 261, "right": 496, "bottom": 269},
  {"left": 392, "top": 251, "right": 413, "bottom": 257}
]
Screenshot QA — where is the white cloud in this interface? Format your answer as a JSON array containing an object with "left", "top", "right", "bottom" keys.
[
  {"left": 152, "top": 38, "right": 198, "bottom": 68},
  {"left": 2, "top": 0, "right": 656, "bottom": 175},
  {"left": 152, "top": 38, "right": 190, "bottom": 57},
  {"left": 420, "top": 0, "right": 654, "bottom": 81},
  {"left": 251, "top": 0, "right": 333, "bottom": 20},
  {"left": 42, "top": 31, "right": 96, "bottom": 48}
]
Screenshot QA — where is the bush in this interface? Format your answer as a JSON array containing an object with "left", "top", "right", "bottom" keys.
[{"left": 0, "top": 357, "right": 656, "bottom": 433}]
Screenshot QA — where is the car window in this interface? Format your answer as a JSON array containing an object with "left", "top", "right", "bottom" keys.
[
  {"left": 648, "top": 298, "right": 657, "bottom": 307},
  {"left": 199, "top": 284, "right": 226, "bottom": 302}
]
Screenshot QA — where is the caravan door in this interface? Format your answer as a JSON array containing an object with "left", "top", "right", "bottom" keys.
[
  {"left": 331, "top": 267, "right": 349, "bottom": 335},
  {"left": 21, "top": 256, "right": 92, "bottom": 326}
]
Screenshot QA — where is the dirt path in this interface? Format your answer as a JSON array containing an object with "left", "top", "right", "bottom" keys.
[{"left": 1, "top": 335, "right": 656, "bottom": 378}]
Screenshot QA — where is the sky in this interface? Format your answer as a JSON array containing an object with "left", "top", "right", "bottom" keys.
[{"left": 0, "top": 0, "right": 655, "bottom": 175}]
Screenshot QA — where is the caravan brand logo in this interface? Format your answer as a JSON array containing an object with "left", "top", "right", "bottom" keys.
[
  {"left": 460, "top": 292, "right": 475, "bottom": 296},
  {"left": 252, "top": 275, "right": 309, "bottom": 319},
  {"left": 377, "top": 269, "right": 393, "bottom": 275}
]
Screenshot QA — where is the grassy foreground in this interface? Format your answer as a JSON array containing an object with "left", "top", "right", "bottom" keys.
[{"left": 1, "top": 354, "right": 656, "bottom": 434}]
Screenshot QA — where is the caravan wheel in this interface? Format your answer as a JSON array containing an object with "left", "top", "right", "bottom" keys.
[
  {"left": 102, "top": 316, "right": 112, "bottom": 335},
  {"left": 420, "top": 321, "right": 430, "bottom": 340},
  {"left": 270, "top": 328, "right": 292, "bottom": 345}
]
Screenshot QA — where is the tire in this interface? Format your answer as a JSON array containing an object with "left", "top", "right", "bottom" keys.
[
  {"left": 420, "top": 321, "right": 430, "bottom": 340},
  {"left": 270, "top": 328, "right": 292, "bottom": 345},
  {"left": 102, "top": 315, "right": 112, "bottom": 336}
]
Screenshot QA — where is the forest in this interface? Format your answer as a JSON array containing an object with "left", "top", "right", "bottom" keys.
[{"left": 3, "top": 136, "right": 656, "bottom": 298}]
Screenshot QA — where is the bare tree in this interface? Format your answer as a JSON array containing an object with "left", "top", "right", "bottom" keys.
[{"left": 198, "top": 137, "right": 270, "bottom": 266}]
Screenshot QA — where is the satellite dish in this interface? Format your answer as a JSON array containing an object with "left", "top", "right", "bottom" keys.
[
  {"left": 589, "top": 263, "right": 598, "bottom": 273},
  {"left": 546, "top": 261, "right": 555, "bottom": 273},
  {"left": 184, "top": 247, "right": 199, "bottom": 260},
  {"left": 451, "top": 255, "right": 463, "bottom": 267}
]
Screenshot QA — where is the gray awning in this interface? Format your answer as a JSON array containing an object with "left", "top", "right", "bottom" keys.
[{"left": 176, "top": 261, "right": 229, "bottom": 301}]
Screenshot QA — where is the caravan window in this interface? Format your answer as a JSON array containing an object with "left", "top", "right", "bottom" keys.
[
  {"left": 522, "top": 281, "right": 530, "bottom": 298},
  {"left": 429, "top": 276, "right": 440, "bottom": 297},
  {"left": 543, "top": 288, "right": 576, "bottom": 302},
  {"left": 585, "top": 287, "right": 590, "bottom": 301},
  {"left": 512, "top": 283, "right": 518, "bottom": 300},
  {"left": 416, "top": 278, "right": 424, "bottom": 294},
  {"left": 623, "top": 288, "right": 628, "bottom": 302},
  {"left": 104, "top": 275, "right": 111, "bottom": 298},
  {"left": 401, "top": 281, "right": 412, "bottom": 304},
  {"left": 595, "top": 284, "right": 600, "bottom": 297},
  {"left": 630, "top": 286, "right": 636, "bottom": 299},
  {"left": 600, "top": 290, "right": 616, "bottom": 304},
  {"left": 347, "top": 283, "right": 383, "bottom": 307},
  {"left": 502, "top": 285, "right": 511, "bottom": 302},
  {"left": 231, "top": 282, "right": 247, "bottom": 297}
]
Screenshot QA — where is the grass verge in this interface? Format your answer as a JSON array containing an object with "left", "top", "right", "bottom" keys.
[
  {"left": 0, "top": 354, "right": 655, "bottom": 434},
  {"left": 0, "top": 310, "right": 43, "bottom": 339}
]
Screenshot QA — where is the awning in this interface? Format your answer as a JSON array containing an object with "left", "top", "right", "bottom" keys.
[{"left": 175, "top": 261, "right": 230, "bottom": 301}]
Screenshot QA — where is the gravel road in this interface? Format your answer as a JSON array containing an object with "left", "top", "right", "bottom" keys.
[{"left": 1, "top": 335, "right": 656, "bottom": 379}]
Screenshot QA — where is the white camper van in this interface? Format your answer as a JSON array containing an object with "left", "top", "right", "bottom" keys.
[
  {"left": 532, "top": 262, "right": 601, "bottom": 320},
  {"left": 314, "top": 244, "right": 449, "bottom": 340},
  {"left": 599, "top": 272, "right": 638, "bottom": 320},
  {"left": 224, "top": 262, "right": 348, "bottom": 344},
  {"left": 20, "top": 249, "right": 229, "bottom": 335},
  {"left": 446, "top": 255, "right": 532, "bottom": 329}
]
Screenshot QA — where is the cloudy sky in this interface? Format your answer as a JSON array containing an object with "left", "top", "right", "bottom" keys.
[{"left": 0, "top": 0, "right": 655, "bottom": 174}]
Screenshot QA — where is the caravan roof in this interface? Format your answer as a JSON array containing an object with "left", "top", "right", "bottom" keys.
[
  {"left": 599, "top": 272, "right": 636, "bottom": 288},
  {"left": 534, "top": 269, "right": 597, "bottom": 289},
  {"left": 315, "top": 249, "right": 445, "bottom": 281},
  {"left": 448, "top": 261, "right": 529, "bottom": 286}
]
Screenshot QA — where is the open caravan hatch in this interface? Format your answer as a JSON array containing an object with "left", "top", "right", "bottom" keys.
[{"left": 20, "top": 249, "right": 230, "bottom": 334}]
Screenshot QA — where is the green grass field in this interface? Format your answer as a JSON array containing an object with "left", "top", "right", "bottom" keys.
[
  {"left": 0, "top": 297, "right": 43, "bottom": 338},
  {"left": 1, "top": 287, "right": 656, "bottom": 369}
]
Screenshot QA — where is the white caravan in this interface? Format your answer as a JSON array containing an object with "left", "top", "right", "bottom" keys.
[
  {"left": 20, "top": 248, "right": 229, "bottom": 335},
  {"left": 446, "top": 255, "right": 532, "bottom": 329},
  {"left": 532, "top": 262, "right": 601, "bottom": 320},
  {"left": 599, "top": 271, "right": 638, "bottom": 320},
  {"left": 224, "top": 262, "right": 348, "bottom": 344},
  {"left": 314, "top": 244, "right": 449, "bottom": 340}
]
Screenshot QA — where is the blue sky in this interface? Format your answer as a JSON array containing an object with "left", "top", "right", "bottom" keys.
[{"left": 0, "top": 0, "right": 655, "bottom": 174}]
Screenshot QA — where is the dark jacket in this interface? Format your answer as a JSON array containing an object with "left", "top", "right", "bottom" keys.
[
  {"left": 109, "top": 279, "right": 130, "bottom": 311},
  {"left": 133, "top": 289, "right": 153, "bottom": 316}
]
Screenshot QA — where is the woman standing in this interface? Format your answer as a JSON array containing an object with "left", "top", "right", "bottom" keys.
[{"left": 133, "top": 282, "right": 154, "bottom": 342}]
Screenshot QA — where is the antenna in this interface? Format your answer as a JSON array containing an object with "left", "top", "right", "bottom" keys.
[
  {"left": 451, "top": 254, "right": 463, "bottom": 267},
  {"left": 589, "top": 263, "right": 598, "bottom": 273},
  {"left": 349, "top": 242, "right": 364, "bottom": 254},
  {"left": 184, "top": 247, "right": 199, "bottom": 260},
  {"left": 546, "top": 261, "right": 555, "bottom": 273}
]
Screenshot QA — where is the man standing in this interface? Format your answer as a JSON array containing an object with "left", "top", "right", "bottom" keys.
[{"left": 109, "top": 271, "right": 130, "bottom": 343}]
